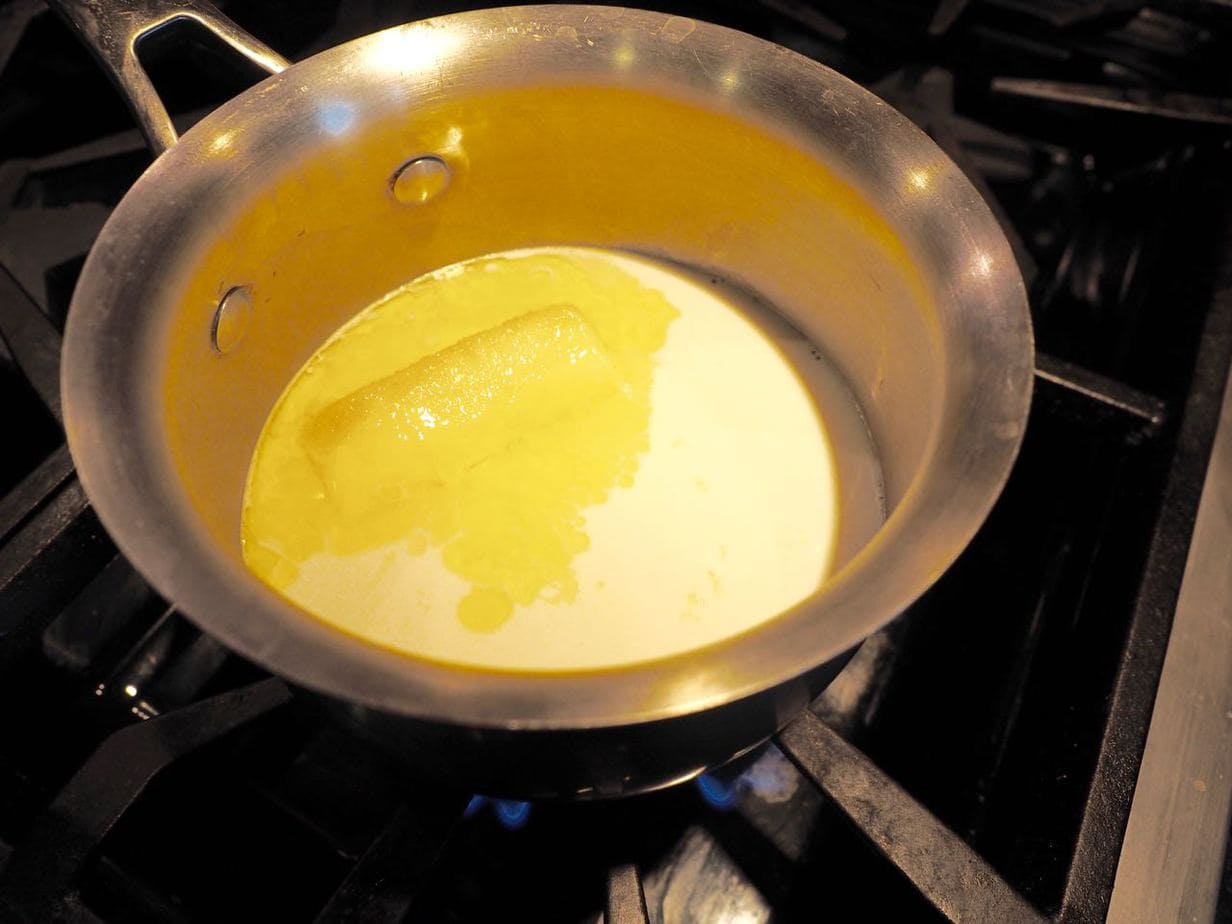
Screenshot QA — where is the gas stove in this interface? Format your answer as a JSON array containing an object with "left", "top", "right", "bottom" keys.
[{"left": 0, "top": 1, "right": 1230, "bottom": 921}]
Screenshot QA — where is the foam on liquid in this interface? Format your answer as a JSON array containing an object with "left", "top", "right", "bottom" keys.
[{"left": 241, "top": 247, "right": 883, "bottom": 672}]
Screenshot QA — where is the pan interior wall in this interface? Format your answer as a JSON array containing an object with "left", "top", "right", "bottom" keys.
[{"left": 157, "top": 83, "right": 941, "bottom": 558}]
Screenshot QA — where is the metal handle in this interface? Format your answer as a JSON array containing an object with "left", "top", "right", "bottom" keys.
[{"left": 45, "top": 0, "right": 291, "bottom": 156}]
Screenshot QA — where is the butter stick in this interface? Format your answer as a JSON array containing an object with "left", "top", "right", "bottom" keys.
[{"left": 303, "top": 305, "right": 622, "bottom": 514}]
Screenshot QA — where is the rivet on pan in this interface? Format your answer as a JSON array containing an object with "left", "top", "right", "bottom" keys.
[
  {"left": 391, "top": 155, "right": 451, "bottom": 205},
  {"left": 212, "top": 286, "right": 253, "bottom": 354}
]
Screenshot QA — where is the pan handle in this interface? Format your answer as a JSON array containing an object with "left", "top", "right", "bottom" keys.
[{"left": 44, "top": 0, "right": 291, "bottom": 157}]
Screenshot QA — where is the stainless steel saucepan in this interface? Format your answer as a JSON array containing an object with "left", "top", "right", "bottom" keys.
[{"left": 53, "top": 0, "right": 1033, "bottom": 798}]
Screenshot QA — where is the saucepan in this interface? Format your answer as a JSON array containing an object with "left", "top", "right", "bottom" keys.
[{"left": 53, "top": 0, "right": 1033, "bottom": 797}]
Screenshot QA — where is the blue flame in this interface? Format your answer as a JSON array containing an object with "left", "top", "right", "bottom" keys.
[
  {"left": 695, "top": 772, "right": 740, "bottom": 810},
  {"left": 493, "top": 800, "right": 532, "bottom": 830},
  {"left": 463, "top": 795, "right": 534, "bottom": 829}
]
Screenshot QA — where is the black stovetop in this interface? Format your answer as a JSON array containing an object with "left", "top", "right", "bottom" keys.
[{"left": 1, "top": 1, "right": 1230, "bottom": 921}]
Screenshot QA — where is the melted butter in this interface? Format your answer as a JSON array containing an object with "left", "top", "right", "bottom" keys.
[
  {"left": 242, "top": 247, "right": 880, "bottom": 671},
  {"left": 244, "top": 249, "right": 674, "bottom": 631}
]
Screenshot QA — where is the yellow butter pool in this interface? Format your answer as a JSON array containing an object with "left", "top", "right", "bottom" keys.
[{"left": 242, "top": 246, "right": 877, "bottom": 671}]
